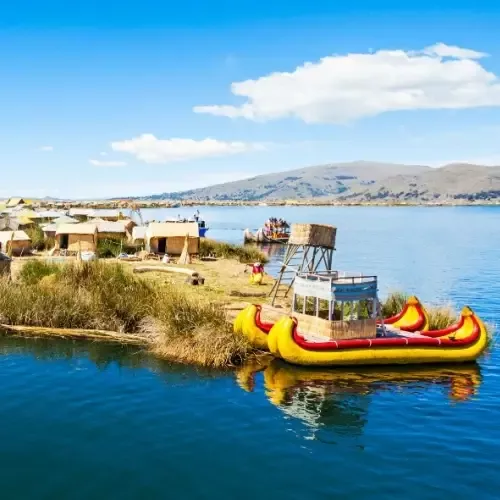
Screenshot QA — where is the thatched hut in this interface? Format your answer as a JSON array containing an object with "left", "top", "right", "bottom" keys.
[
  {"left": 0, "top": 217, "right": 19, "bottom": 231},
  {"left": 0, "top": 230, "right": 32, "bottom": 256},
  {"left": 146, "top": 222, "right": 199, "bottom": 255},
  {"left": 68, "top": 208, "right": 95, "bottom": 221},
  {"left": 96, "top": 210, "right": 123, "bottom": 222},
  {"left": 6, "top": 197, "right": 26, "bottom": 208},
  {"left": 94, "top": 220, "right": 136, "bottom": 242},
  {"left": 42, "top": 216, "right": 78, "bottom": 239},
  {"left": 55, "top": 223, "right": 97, "bottom": 253},
  {"left": 12, "top": 216, "right": 36, "bottom": 231}
]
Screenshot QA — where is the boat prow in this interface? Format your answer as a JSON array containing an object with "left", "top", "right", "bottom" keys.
[
  {"left": 381, "top": 296, "right": 429, "bottom": 332},
  {"left": 234, "top": 304, "right": 272, "bottom": 351}
]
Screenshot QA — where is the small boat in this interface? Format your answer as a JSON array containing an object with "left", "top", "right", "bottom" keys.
[
  {"left": 197, "top": 220, "right": 208, "bottom": 238},
  {"left": 244, "top": 219, "right": 290, "bottom": 244}
]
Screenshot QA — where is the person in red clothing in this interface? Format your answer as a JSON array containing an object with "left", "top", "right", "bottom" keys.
[{"left": 248, "top": 261, "right": 265, "bottom": 284}]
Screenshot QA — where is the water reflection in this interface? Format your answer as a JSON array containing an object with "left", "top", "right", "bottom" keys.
[
  {"left": 237, "top": 359, "right": 482, "bottom": 441},
  {"left": 0, "top": 333, "right": 224, "bottom": 380}
]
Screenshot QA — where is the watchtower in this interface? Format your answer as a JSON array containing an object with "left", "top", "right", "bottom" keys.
[{"left": 270, "top": 223, "right": 336, "bottom": 306}]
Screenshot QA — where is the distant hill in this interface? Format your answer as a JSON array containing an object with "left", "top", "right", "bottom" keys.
[{"left": 145, "top": 161, "right": 500, "bottom": 202}]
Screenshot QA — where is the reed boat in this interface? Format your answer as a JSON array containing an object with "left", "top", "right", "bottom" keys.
[
  {"left": 234, "top": 299, "right": 488, "bottom": 366},
  {"left": 244, "top": 228, "right": 290, "bottom": 244},
  {"left": 266, "top": 306, "right": 488, "bottom": 366},
  {"left": 235, "top": 296, "right": 430, "bottom": 352},
  {"left": 244, "top": 219, "right": 290, "bottom": 244},
  {"left": 235, "top": 222, "right": 489, "bottom": 367}
]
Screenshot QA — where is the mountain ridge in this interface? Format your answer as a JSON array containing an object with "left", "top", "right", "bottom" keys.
[{"left": 144, "top": 161, "right": 500, "bottom": 203}]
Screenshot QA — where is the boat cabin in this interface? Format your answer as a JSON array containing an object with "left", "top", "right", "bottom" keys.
[{"left": 292, "top": 271, "right": 379, "bottom": 340}]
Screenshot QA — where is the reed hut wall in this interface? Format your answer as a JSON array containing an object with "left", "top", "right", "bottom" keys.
[
  {"left": 148, "top": 236, "right": 199, "bottom": 255},
  {"left": 55, "top": 234, "right": 96, "bottom": 252},
  {"left": 3, "top": 240, "right": 31, "bottom": 256},
  {"left": 0, "top": 231, "right": 32, "bottom": 256},
  {"left": 146, "top": 222, "right": 200, "bottom": 255}
]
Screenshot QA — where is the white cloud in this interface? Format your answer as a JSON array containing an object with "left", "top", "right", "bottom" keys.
[
  {"left": 89, "top": 159, "right": 128, "bottom": 167},
  {"left": 38, "top": 146, "right": 54, "bottom": 152},
  {"left": 423, "top": 43, "right": 487, "bottom": 60},
  {"left": 110, "top": 133, "right": 263, "bottom": 164},
  {"left": 194, "top": 43, "right": 500, "bottom": 124}
]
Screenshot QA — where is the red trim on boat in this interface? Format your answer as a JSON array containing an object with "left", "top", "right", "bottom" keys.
[
  {"left": 378, "top": 303, "right": 426, "bottom": 332},
  {"left": 383, "top": 303, "right": 409, "bottom": 324},
  {"left": 291, "top": 315, "right": 480, "bottom": 352},
  {"left": 423, "top": 315, "right": 465, "bottom": 338},
  {"left": 255, "top": 306, "right": 273, "bottom": 334}
]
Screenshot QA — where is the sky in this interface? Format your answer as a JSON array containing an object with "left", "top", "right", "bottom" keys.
[{"left": 2, "top": 0, "right": 500, "bottom": 199}]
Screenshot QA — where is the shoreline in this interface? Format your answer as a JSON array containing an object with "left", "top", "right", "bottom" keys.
[{"left": 33, "top": 199, "right": 500, "bottom": 210}]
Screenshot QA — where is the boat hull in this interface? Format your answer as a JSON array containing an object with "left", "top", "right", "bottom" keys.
[
  {"left": 268, "top": 307, "right": 488, "bottom": 366},
  {"left": 234, "top": 303, "right": 489, "bottom": 366},
  {"left": 199, "top": 227, "right": 208, "bottom": 238}
]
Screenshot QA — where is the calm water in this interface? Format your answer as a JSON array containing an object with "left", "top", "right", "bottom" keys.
[{"left": 1, "top": 206, "right": 500, "bottom": 499}]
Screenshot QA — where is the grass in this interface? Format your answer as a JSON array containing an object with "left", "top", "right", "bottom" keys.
[
  {"left": 199, "top": 239, "right": 268, "bottom": 264},
  {"left": 381, "top": 291, "right": 409, "bottom": 318},
  {"left": 24, "top": 225, "right": 55, "bottom": 252},
  {"left": 97, "top": 238, "right": 143, "bottom": 258},
  {"left": 0, "top": 260, "right": 253, "bottom": 368}
]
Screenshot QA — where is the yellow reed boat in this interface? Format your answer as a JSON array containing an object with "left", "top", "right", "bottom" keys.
[{"left": 234, "top": 290, "right": 488, "bottom": 366}]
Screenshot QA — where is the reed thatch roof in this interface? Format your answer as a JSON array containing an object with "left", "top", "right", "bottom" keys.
[
  {"left": 0, "top": 230, "right": 31, "bottom": 244},
  {"left": 56, "top": 223, "right": 97, "bottom": 236},
  {"left": 6, "top": 198, "right": 25, "bottom": 208},
  {"left": 147, "top": 222, "right": 199, "bottom": 239}
]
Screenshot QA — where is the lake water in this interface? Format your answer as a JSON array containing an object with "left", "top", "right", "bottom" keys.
[{"left": 1, "top": 206, "right": 500, "bottom": 499}]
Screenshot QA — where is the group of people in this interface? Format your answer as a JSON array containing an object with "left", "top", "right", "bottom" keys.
[{"left": 263, "top": 217, "right": 289, "bottom": 238}]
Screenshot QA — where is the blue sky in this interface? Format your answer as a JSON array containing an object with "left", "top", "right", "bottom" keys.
[{"left": 2, "top": 1, "right": 500, "bottom": 199}]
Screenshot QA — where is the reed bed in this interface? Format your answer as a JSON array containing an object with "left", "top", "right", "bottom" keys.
[
  {"left": 199, "top": 239, "right": 268, "bottom": 264},
  {"left": 0, "top": 260, "right": 254, "bottom": 368}
]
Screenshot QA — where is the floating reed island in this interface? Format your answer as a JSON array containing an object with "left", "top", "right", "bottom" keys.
[
  {"left": 0, "top": 213, "right": 491, "bottom": 368},
  {"left": 0, "top": 254, "right": 480, "bottom": 369}
]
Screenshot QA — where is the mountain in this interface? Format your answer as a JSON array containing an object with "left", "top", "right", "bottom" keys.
[{"left": 146, "top": 161, "right": 500, "bottom": 202}]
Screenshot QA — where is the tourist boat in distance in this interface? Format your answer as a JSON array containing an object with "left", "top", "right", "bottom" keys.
[
  {"left": 234, "top": 274, "right": 489, "bottom": 366},
  {"left": 244, "top": 218, "right": 290, "bottom": 244}
]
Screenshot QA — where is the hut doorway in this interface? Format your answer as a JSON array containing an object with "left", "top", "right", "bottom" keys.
[
  {"left": 158, "top": 238, "right": 167, "bottom": 254},
  {"left": 60, "top": 234, "right": 69, "bottom": 250}
]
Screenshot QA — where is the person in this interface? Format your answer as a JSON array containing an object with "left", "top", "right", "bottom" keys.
[
  {"left": 249, "top": 261, "right": 264, "bottom": 285},
  {"left": 193, "top": 210, "right": 200, "bottom": 222}
]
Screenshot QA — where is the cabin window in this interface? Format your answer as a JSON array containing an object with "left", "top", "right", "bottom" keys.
[
  {"left": 60, "top": 234, "right": 69, "bottom": 250},
  {"left": 157, "top": 238, "right": 167, "bottom": 254}
]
